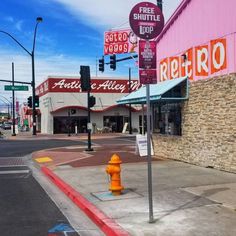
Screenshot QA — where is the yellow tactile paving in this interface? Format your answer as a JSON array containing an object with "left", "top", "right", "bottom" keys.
[{"left": 35, "top": 157, "right": 53, "bottom": 163}]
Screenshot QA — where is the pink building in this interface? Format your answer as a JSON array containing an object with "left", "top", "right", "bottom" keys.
[
  {"left": 119, "top": 0, "right": 236, "bottom": 173},
  {"left": 151, "top": 0, "right": 236, "bottom": 173},
  {"left": 157, "top": 0, "right": 236, "bottom": 82}
]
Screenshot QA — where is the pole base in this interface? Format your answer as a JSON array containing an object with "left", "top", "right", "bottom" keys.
[
  {"left": 12, "top": 134, "right": 16, "bottom": 136},
  {"left": 85, "top": 148, "right": 94, "bottom": 152}
]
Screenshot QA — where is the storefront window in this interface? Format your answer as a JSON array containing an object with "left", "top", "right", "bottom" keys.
[{"left": 153, "top": 103, "right": 182, "bottom": 136}]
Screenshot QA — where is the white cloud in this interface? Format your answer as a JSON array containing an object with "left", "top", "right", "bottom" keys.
[
  {"left": 0, "top": 49, "right": 122, "bottom": 103},
  {"left": 4, "top": 16, "right": 14, "bottom": 23},
  {"left": 15, "top": 20, "right": 24, "bottom": 31},
  {"left": 0, "top": 0, "right": 182, "bottom": 106},
  {"left": 51, "top": 0, "right": 181, "bottom": 29}
]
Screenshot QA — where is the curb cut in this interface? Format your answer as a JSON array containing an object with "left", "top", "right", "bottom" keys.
[{"left": 41, "top": 166, "right": 130, "bottom": 236}]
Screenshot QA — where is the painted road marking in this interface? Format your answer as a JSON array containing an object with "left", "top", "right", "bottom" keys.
[{"left": 0, "top": 169, "right": 30, "bottom": 174}]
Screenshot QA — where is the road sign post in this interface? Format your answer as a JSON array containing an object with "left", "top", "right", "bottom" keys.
[{"left": 129, "top": 1, "right": 164, "bottom": 223}]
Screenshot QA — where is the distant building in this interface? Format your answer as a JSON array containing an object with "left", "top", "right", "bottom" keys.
[{"left": 35, "top": 76, "right": 143, "bottom": 134}]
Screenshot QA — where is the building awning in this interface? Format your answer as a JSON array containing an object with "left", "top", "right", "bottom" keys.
[{"left": 116, "top": 77, "right": 189, "bottom": 105}]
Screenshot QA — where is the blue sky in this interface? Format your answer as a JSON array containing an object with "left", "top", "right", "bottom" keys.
[{"left": 0, "top": 0, "right": 181, "bottom": 109}]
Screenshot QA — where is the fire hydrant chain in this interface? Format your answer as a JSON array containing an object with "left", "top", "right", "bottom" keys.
[{"left": 106, "top": 154, "right": 124, "bottom": 196}]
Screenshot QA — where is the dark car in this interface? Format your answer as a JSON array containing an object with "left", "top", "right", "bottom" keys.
[{"left": 2, "top": 122, "right": 12, "bottom": 130}]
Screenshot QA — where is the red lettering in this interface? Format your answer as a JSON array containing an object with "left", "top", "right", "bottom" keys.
[{"left": 104, "top": 43, "right": 129, "bottom": 55}]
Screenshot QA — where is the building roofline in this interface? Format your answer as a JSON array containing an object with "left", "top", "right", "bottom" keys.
[{"left": 155, "top": 0, "right": 192, "bottom": 43}]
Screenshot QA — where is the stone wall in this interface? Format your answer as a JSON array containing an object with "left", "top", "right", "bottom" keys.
[{"left": 152, "top": 74, "right": 236, "bottom": 173}]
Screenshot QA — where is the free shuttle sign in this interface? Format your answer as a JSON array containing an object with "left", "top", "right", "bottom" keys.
[
  {"left": 129, "top": 1, "right": 164, "bottom": 40},
  {"left": 129, "top": 2, "right": 164, "bottom": 84}
]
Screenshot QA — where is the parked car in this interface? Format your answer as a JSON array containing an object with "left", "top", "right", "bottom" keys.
[{"left": 2, "top": 122, "right": 12, "bottom": 130}]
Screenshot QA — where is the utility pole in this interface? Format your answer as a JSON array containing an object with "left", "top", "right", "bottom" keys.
[{"left": 11, "top": 62, "right": 16, "bottom": 136}]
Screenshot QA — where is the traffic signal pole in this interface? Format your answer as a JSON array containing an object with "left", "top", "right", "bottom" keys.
[
  {"left": 80, "top": 65, "right": 93, "bottom": 152},
  {"left": 86, "top": 90, "right": 93, "bottom": 151},
  {"left": 68, "top": 109, "right": 71, "bottom": 137}
]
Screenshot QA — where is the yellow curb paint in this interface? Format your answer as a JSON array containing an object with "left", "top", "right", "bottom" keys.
[{"left": 35, "top": 157, "right": 53, "bottom": 163}]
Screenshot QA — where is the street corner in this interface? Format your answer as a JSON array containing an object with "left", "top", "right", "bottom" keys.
[
  {"left": 32, "top": 147, "right": 94, "bottom": 169},
  {"left": 32, "top": 150, "right": 56, "bottom": 169}
]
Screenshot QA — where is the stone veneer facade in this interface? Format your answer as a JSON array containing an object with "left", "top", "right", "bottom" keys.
[{"left": 152, "top": 74, "right": 236, "bottom": 173}]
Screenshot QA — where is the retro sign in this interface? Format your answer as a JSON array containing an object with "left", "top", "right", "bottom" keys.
[
  {"left": 159, "top": 38, "right": 227, "bottom": 81},
  {"left": 104, "top": 29, "right": 138, "bottom": 55}
]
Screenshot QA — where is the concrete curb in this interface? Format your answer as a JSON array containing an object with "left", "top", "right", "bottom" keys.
[{"left": 41, "top": 166, "right": 130, "bottom": 236}]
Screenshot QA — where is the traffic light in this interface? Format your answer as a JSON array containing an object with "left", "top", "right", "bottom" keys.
[
  {"left": 89, "top": 96, "right": 96, "bottom": 108},
  {"left": 80, "top": 65, "right": 91, "bottom": 91},
  {"left": 110, "top": 54, "right": 116, "bottom": 70},
  {"left": 99, "top": 56, "right": 104, "bottom": 72},
  {"left": 35, "top": 95, "right": 39, "bottom": 107},
  {"left": 27, "top": 96, "right": 32, "bottom": 108}
]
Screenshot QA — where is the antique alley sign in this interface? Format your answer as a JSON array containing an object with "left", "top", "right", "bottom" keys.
[{"left": 129, "top": 1, "right": 164, "bottom": 40}]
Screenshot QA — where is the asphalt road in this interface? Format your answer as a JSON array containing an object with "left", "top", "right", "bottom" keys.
[
  {"left": 0, "top": 165, "right": 79, "bottom": 236},
  {"left": 0, "top": 139, "right": 104, "bottom": 236},
  {"left": 0, "top": 139, "right": 84, "bottom": 157}
]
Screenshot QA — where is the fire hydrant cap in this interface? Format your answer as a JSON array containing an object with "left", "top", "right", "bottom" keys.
[{"left": 109, "top": 154, "right": 122, "bottom": 164}]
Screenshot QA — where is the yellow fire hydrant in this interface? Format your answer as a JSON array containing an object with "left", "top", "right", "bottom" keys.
[{"left": 106, "top": 154, "right": 124, "bottom": 196}]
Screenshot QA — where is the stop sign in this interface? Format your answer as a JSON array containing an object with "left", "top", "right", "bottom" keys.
[{"left": 129, "top": 2, "right": 164, "bottom": 40}]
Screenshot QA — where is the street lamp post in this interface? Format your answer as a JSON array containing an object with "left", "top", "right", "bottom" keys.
[{"left": 0, "top": 17, "right": 43, "bottom": 135}]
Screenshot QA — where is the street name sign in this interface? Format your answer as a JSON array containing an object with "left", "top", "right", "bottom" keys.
[{"left": 4, "top": 85, "right": 29, "bottom": 91}]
